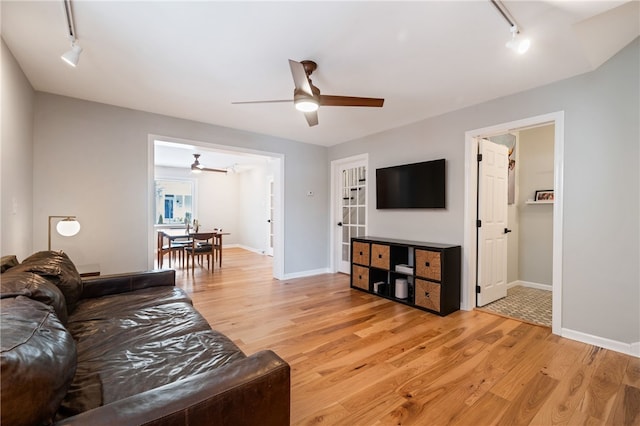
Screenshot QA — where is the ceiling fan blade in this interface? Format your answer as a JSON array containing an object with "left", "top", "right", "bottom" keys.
[
  {"left": 231, "top": 99, "right": 292, "bottom": 104},
  {"left": 320, "top": 95, "right": 384, "bottom": 108},
  {"left": 289, "top": 59, "right": 313, "bottom": 96},
  {"left": 201, "top": 167, "right": 228, "bottom": 173},
  {"left": 304, "top": 111, "right": 318, "bottom": 127}
]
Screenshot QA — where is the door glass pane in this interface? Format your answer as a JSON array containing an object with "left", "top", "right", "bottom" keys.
[
  {"left": 358, "top": 207, "right": 365, "bottom": 224},
  {"left": 339, "top": 164, "right": 366, "bottom": 268},
  {"left": 342, "top": 244, "right": 349, "bottom": 262},
  {"left": 358, "top": 187, "right": 365, "bottom": 205}
]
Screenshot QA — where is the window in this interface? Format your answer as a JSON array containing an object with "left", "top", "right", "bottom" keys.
[{"left": 155, "top": 179, "right": 194, "bottom": 225}]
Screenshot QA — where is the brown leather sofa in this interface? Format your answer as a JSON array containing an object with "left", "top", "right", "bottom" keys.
[{"left": 0, "top": 251, "right": 290, "bottom": 426}]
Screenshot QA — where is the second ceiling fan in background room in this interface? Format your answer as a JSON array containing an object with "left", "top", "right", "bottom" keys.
[
  {"left": 233, "top": 59, "right": 384, "bottom": 127},
  {"left": 190, "top": 154, "right": 227, "bottom": 174}
]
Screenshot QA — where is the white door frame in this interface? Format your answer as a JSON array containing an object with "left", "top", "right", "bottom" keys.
[
  {"left": 266, "top": 175, "right": 274, "bottom": 256},
  {"left": 330, "top": 153, "right": 369, "bottom": 273},
  {"left": 147, "top": 135, "right": 285, "bottom": 280},
  {"left": 463, "top": 111, "right": 564, "bottom": 335}
]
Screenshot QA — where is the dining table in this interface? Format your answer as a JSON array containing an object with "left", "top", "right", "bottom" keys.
[{"left": 160, "top": 228, "right": 230, "bottom": 268}]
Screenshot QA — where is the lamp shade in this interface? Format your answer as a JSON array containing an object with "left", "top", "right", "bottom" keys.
[{"left": 56, "top": 218, "right": 81, "bottom": 237}]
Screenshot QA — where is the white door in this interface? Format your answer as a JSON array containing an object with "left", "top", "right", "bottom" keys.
[
  {"left": 334, "top": 159, "right": 367, "bottom": 274},
  {"left": 477, "top": 138, "right": 509, "bottom": 306},
  {"left": 266, "top": 177, "right": 274, "bottom": 256}
]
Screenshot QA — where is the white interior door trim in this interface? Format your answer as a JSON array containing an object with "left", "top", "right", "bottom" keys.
[
  {"left": 330, "top": 153, "right": 369, "bottom": 273},
  {"left": 463, "top": 111, "right": 564, "bottom": 335}
]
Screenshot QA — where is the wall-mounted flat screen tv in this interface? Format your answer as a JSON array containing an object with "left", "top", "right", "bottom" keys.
[{"left": 376, "top": 159, "right": 446, "bottom": 209}]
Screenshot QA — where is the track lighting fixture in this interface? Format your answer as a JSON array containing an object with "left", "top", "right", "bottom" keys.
[
  {"left": 506, "top": 25, "right": 530, "bottom": 54},
  {"left": 61, "top": 43, "right": 82, "bottom": 67},
  {"left": 61, "top": 0, "right": 82, "bottom": 67},
  {"left": 490, "top": 0, "right": 531, "bottom": 55}
]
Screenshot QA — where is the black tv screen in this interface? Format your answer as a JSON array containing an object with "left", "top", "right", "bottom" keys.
[{"left": 376, "top": 159, "right": 446, "bottom": 209}]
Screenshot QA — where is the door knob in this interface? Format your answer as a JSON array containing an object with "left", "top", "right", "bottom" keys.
[
  {"left": 337, "top": 222, "right": 343, "bottom": 227},
  {"left": 504, "top": 228, "right": 512, "bottom": 234}
]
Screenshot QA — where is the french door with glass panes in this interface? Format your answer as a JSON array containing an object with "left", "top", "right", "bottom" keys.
[{"left": 335, "top": 159, "right": 367, "bottom": 273}]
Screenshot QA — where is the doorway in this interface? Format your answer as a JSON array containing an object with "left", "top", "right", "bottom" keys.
[
  {"left": 463, "top": 112, "right": 564, "bottom": 335},
  {"left": 147, "top": 135, "right": 285, "bottom": 280},
  {"left": 477, "top": 126, "right": 555, "bottom": 327}
]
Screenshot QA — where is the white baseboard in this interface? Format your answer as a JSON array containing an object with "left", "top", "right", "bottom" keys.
[
  {"left": 561, "top": 328, "right": 640, "bottom": 358},
  {"left": 508, "top": 280, "right": 552, "bottom": 292},
  {"left": 282, "top": 268, "right": 331, "bottom": 280},
  {"left": 231, "top": 245, "right": 326, "bottom": 279},
  {"left": 236, "top": 244, "right": 267, "bottom": 255}
]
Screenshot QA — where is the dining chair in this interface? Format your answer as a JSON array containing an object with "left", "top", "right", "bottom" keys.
[
  {"left": 212, "top": 232, "right": 222, "bottom": 267},
  {"left": 185, "top": 232, "right": 216, "bottom": 273},
  {"left": 157, "top": 231, "right": 185, "bottom": 268}
]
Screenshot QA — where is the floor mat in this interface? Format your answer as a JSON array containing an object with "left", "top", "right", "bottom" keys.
[{"left": 478, "top": 285, "right": 551, "bottom": 327}]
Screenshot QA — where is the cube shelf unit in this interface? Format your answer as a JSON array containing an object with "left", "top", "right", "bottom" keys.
[{"left": 350, "top": 236, "right": 461, "bottom": 316}]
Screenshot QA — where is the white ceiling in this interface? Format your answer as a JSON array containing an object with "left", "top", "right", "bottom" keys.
[{"left": 1, "top": 1, "right": 638, "bottom": 148}]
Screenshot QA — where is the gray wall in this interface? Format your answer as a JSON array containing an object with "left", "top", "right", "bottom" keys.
[
  {"left": 30, "top": 94, "right": 328, "bottom": 275},
  {"left": 518, "top": 125, "right": 554, "bottom": 286},
  {"left": 1, "top": 40, "right": 34, "bottom": 261},
  {"left": 329, "top": 38, "right": 639, "bottom": 345}
]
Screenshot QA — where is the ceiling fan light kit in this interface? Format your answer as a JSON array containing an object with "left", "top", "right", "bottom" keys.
[
  {"left": 294, "top": 97, "right": 319, "bottom": 112},
  {"left": 233, "top": 59, "right": 384, "bottom": 127}
]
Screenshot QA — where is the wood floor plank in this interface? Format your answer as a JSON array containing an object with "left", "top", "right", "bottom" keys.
[
  {"left": 580, "top": 350, "right": 631, "bottom": 421},
  {"left": 529, "top": 345, "right": 604, "bottom": 425},
  {"left": 495, "top": 371, "right": 559, "bottom": 425},
  {"left": 607, "top": 384, "right": 640, "bottom": 426},
  {"left": 171, "top": 248, "right": 639, "bottom": 426}
]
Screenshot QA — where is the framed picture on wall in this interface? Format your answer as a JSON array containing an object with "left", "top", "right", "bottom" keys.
[{"left": 535, "top": 190, "right": 554, "bottom": 201}]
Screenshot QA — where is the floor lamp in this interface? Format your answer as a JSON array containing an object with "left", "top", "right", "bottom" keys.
[{"left": 48, "top": 216, "right": 81, "bottom": 250}]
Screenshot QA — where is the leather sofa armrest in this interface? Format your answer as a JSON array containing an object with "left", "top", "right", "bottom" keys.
[
  {"left": 80, "top": 269, "right": 176, "bottom": 299},
  {"left": 54, "top": 350, "right": 290, "bottom": 426}
]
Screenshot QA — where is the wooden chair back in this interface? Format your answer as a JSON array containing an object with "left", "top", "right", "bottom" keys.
[{"left": 185, "top": 232, "right": 215, "bottom": 272}]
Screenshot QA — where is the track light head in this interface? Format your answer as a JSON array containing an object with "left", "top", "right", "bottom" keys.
[
  {"left": 61, "top": 43, "right": 83, "bottom": 67},
  {"left": 506, "top": 25, "right": 530, "bottom": 54}
]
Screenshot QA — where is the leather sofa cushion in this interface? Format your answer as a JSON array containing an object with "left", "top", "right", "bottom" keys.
[
  {"left": 0, "top": 270, "right": 69, "bottom": 324},
  {"left": 0, "top": 255, "right": 19, "bottom": 273},
  {"left": 58, "top": 286, "right": 246, "bottom": 418},
  {"left": 0, "top": 296, "right": 77, "bottom": 426},
  {"left": 10, "top": 250, "right": 83, "bottom": 313}
]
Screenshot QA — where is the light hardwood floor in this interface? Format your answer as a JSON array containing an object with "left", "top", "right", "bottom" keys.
[{"left": 174, "top": 248, "right": 640, "bottom": 425}]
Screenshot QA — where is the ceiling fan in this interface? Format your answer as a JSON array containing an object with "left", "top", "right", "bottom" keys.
[
  {"left": 190, "top": 154, "right": 227, "bottom": 174},
  {"left": 232, "top": 59, "right": 384, "bottom": 127}
]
